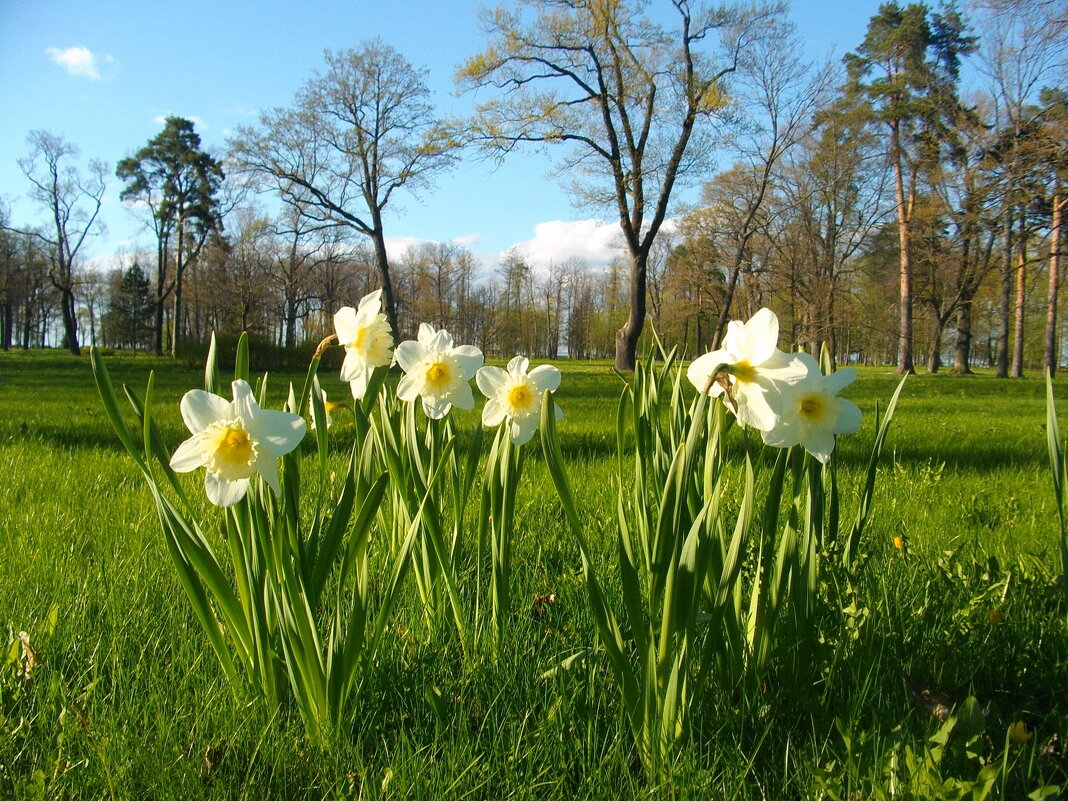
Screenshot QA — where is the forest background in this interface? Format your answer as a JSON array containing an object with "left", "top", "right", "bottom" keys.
[{"left": 1, "top": 0, "right": 1065, "bottom": 378}]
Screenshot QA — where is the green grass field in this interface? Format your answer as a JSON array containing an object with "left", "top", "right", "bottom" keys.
[{"left": 1, "top": 348, "right": 1066, "bottom": 799}]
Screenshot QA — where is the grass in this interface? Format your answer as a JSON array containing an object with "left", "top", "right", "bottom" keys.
[{"left": 1, "top": 347, "right": 1066, "bottom": 799}]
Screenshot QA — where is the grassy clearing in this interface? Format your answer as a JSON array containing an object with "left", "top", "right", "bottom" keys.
[{"left": 1, "top": 348, "right": 1066, "bottom": 799}]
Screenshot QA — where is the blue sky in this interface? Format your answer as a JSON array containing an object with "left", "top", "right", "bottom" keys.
[{"left": 1, "top": 0, "right": 891, "bottom": 273}]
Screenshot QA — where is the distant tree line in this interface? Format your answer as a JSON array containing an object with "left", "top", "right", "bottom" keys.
[{"left": 2, "top": 0, "right": 1065, "bottom": 375}]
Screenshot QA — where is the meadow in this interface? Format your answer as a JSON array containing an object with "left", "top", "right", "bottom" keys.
[{"left": 1, "top": 347, "right": 1066, "bottom": 800}]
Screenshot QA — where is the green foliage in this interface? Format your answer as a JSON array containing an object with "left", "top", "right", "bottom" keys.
[{"left": 101, "top": 262, "right": 154, "bottom": 350}]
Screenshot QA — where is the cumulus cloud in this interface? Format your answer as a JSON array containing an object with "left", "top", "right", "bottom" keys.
[
  {"left": 512, "top": 219, "right": 624, "bottom": 270},
  {"left": 452, "top": 233, "right": 482, "bottom": 247},
  {"left": 46, "top": 46, "right": 111, "bottom": 79},
  {"left": 383, "top": 236, "right": 426, "bottom": 262}
]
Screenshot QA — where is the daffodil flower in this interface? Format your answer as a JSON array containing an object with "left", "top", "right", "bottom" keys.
[
  {"left": 334, "top": 289, "right": 394, "bottom": 399},
  {"left": 309, "top": 389, "right": 348, "bottom": 430},
  {"left": 686, "top": 307, "right": 811, "bottom": 431},
  {"left": 394, "top": 323, "right": 484, "bottom": 419},
  {"left": 759, "top": 353, "right": 862, "bottom": 463},
  {"left": 476, "top": 356, "right": 562, "bottom": 445},
  {"left": 170, "top": 380, "right": 306, "bottom": 507}
]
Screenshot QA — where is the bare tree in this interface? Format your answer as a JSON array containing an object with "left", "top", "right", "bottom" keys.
[
  {"left": 974, "top": 0, "right": 1068, "bottom": 375},
  {"left": 458, "top": 0, "right": 780, "bottom": 370},
  {"left": 701, "top": 18, "right": 831, "bottom": 348},
  {"left": 6, "top": 131, "right": 107, "bottom": 355},
  {"left": 231, "top": 40, "right": 458, "bottom": 341}
]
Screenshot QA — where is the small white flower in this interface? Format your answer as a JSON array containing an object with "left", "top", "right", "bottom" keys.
[
  {"left": 686, "top": 308, "right": 811, "bottom": 431},
  {"left": 334, "top": 289, "right": 394, "bottom": 399},
  {"left": 760, "top": 354, "right": 862, "bottom": 463},
  {"left": 170, "top": 380, "right": 306, "bottom": 507},
  {"left": 476, "top": 356, "right": 562, "bottom": 445},
  {"left": 394, "top": 324, "right": 484, "bottom": 419},
  {"left": 309, "top": 389, "right": 347, "bottom": 431}
]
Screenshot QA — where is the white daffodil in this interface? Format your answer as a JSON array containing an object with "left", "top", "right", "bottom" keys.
[
  {"left": 170, "top": 380, "right": 306, "bottom": 507},
  {"left": 686, "top": 307, "right": 811, "bottom": 431},
  {"left": 395, "top": 324, "right": 484, "bottom": 419},
  {"left": 476, "top": 356, "right": 562, "bottom": 445},
  {"left": 309, "top": 389, "right": 348, "bottom": 431},
  {"left": 760, "top": 353, "right": 862, "bottom": 463},
  {"left": 334, "top": 289, "right": 394, "bottom": 399}
]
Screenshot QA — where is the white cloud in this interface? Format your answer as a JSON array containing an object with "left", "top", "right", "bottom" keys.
[
  {"left": 383, "top": 236, "right": 426, "bottom": 262},
  {"left": 452, "top": 233, "right": 482, "bottom": 247},
  {"left": 512, "top": 219, "right": 624, "bottom": 270},
  {"left": 46, "top": 46, "right": 109, "bottom": 80}
]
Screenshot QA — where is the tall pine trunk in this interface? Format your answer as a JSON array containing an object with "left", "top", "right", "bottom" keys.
[
  {"left": 892, "top": 123, "right": 914, "bottom": 375},
  {"left": 1045, "top": 189, "right": 1064, "bottom": 376},
  {"left": 996, "top": 208, "right": 1012, "bottom": 377},
  {"left": 1010, "top": 214, "right": 1027, "bottom": 377}
]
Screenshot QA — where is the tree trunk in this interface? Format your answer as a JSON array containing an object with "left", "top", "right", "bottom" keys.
[
  {"left": 1010, "top": 214, "right": 1027, "bottom": 378},
  {"left": 171, "top": 221, "right": 186, "bottom": 359},
  {"left": 284, "top": 289, "right": 297, "bottom": 350},
  {"left": 996, "top": 208, "right": 1012, "bottom": 377},
  {"left": 1045, "top": 190, "right": 1063, "bottom": 376},
  {"left": 927, "top": 312, "right": 945, "bottom": 373},
  {"left": 614, "top": 248, "right": 648, "bottom": 372},
  {"left": 59, "top": 285, "right": 80, "bottom": 355},
  {"left": 370, "top": 224, "right": 399, "bottom": 342},
  {"left": 952, "top": 296, "right": 975, "bottom": 374},
  {"left": 892, "top": 123, "right": 914, "bottom": 375},
  {"left": 710, "top": 255, "right": 745, "bottom": 350},
  {"left": 2, "top": 301, "right": 12, "bottom": 350}
]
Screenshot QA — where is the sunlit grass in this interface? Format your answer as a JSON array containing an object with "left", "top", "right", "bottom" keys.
[{"left": 1, "top": 348, "right": 1066, "bottom": 798}]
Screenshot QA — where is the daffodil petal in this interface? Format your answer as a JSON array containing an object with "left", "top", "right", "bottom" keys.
[
  {"left": 427, "top": 327, "right": 452, "bottom": 352},
  {"left": 687, "top": 350, "right": 731, "bottom": 395},
  {"left": 348, "top": 365, "right": 373, "bottom": 400},
  {"left": 721, "top": 319, "right": 745, "bottom": 355},
  {"left": 333, "top": 306, "right": 358, "bottom": 345},
  {"left": 758, "top": 351, "right": 814, "bottom": 386},
  {"left": 339, "top": 350, "right": 365, "bottom": 383},
  {"left": 476, "top": 366, "right": 508, "bottom": 398},
  {"left": 251, "top": 409, "right": 306, "bottom": 455},
  {"left": 506, "top": 355, "right": 529, "bottom": 375},
  {"left": 205, "top": 473, "right": 248, "bottom": 507},
  {"left": 257, "top": 453, "right": 281, "bottom": 496},
  {"left": 509, "top": 416, "right": 537, "bottom": 445},
  {"left": 396, "top": 372, "right": 421, "bottom": 402},
  {"left": 824, "top": 367, "right": 857, "bottom": 394},
  {"left": 528, "top": 364, "right": 561, "bottom": 393},
  {"left": 357, "top": 288, "right": 382, "bottom": 315},
  {"left": 802, "top": 428, "right": 836, "bottom": 464},
  {"left": 231, "top": 380, "right": 258, "bottom": 422},
  {"left": 179, "top": 389, "right": 230, "bottom": 434},
  {"left": 739, "top": 308, "right": 779, "bottom": 365},
  {"left": 422, "top": 396, "right": 452, "bottom": 420},
  {"left": 416, "top": 322, "right": 436, "bottom": 343},
  {"left": 452, "top": 346, "right": 484, "bottom": 379},
  {"left": 170, "top": 434, "right": 208, "bottom": 472},
  {"left": 449, "top": 381, "right": 475, "bottom": 411},
  {"left": 760, "top": 419, "right": 801, "bottom": 449},
  {"left": 482, "top": 398, "right": 506, "bottom": 427},
  {"left": 834, "top": 399, "right": 863, "bottom": 434},
  {"left": 735, "top": 380, "right": 781, "bottom": 431},
  {"left": 394, "top": 341, "right": 425, "bottom": 373}
]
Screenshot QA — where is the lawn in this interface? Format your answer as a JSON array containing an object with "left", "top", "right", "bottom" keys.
[{"left": 1, "top": 347, "right": 1066, "bottom": 799}]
